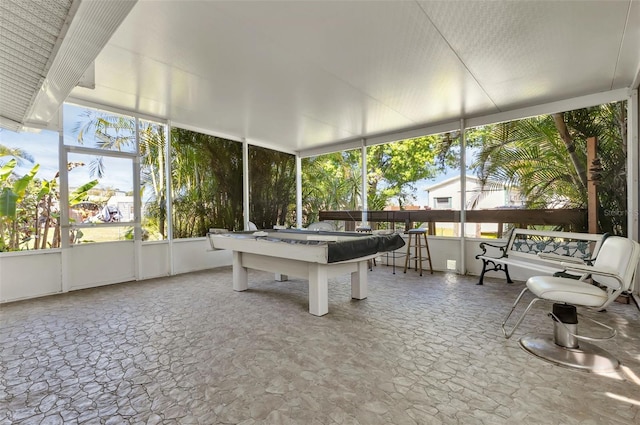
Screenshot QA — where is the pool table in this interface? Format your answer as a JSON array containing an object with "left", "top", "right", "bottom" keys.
[{"left": 207, "top": 229, "right": 405, "bottom": 316}]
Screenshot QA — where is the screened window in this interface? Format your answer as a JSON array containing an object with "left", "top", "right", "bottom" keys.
[
  {"left": 248, "top": 145, "right": 295, "bottom": 229},
  {"left": 170, "top": 128, "right": 243, "bottom": 237},
  {"left": 465, "top": 101, "right": 627, "bottom": 237},
  {"left": 139, "top": 119, "right": 168, "bottom": 240},
  {"left": 434, "top": 197, "right": 452, "bottom": 209},
  {"left": 0, "top": 128, "right": 60, "bottom": 251}
]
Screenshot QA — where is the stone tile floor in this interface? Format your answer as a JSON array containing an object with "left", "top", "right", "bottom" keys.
[{"left": 1, "top": 267, "right": 639, "bottom": 424}]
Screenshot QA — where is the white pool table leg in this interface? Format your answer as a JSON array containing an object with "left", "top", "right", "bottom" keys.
[
  {"left": 233, "top": 251, "right": 249, "bottom": 291},
  {"left": 351, "top": 260, "right": 368, "bottom": 300},
  {"left": 308, "top": 263, "right": 328, "bottom": 316}
]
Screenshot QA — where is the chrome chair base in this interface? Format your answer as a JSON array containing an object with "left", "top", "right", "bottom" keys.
[{"left": 519, "top": 335, "right": 620, "bottom": 373}]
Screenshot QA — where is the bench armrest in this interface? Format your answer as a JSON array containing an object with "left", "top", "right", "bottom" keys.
[{"left": 476, "top": 240, "right": 509, "bottom": 259}]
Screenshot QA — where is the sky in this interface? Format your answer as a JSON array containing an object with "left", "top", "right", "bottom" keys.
[
  {"left": 0, "top": 104, "right": 135, "bottom": 193},
  {"left": 2, "top": 103, "right": 475, "bottom": 209}
]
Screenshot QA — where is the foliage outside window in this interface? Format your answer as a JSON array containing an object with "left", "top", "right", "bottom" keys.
[
  {"left": 65, "top": 152, "right": 133, "bottom": 244},
  {"left": 368, "top": 133, "right": 461, "bottom": 233},
  {"left": 139, "top": 119, "right": 167, "bottom": 240},
  {"left": 0, "top": 128, "right": 60, "bottom": 251},
  {"left": 170, "top": 128, "right": 243, "bottom": 237},
  {"left": 65, "top": 104, "right": 137, "bottom": 153},
  {"left": 302, "top": 149, "right": 362, "bottom": 227},
  {"left": 301, "top": 134, "right": 460, "bottom": 231},
  {"left": 248, "top": 145, "right": 295, "bottom": 229},
  {"left": 465, "top": 101, "right": 627, "bottom": 236},
  {"left": 367, "top": 134, "right": 459, "bottom": 211},
  {"left": 64, "top": 104, "right": 137, "bottom": 244}
]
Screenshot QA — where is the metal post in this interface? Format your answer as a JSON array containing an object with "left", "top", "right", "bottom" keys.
[
  {"left": 296, "top": 155, "right": 302, "bottom": 229},
  {"left": 242, "top": 138, "right": 250, "bottom": 230},
  {"left": 460, "top": 119, "right": 466, "bottom": 275},
  {"left": 361, "top": 140, "right": 368, "bottom": 226}
]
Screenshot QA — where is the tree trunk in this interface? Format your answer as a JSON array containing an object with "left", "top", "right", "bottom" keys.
[
  {"left": 552, "top": 113, "right": 588, "bottom": 190},
  {"left": 40, "top": 195, "right": 52, "bottom": 249},
  {"left": 33, "top": 209, "right": 40, "bottom": 249},
  {"left": 0, "top": 219, "right": 5, "bottom": 250}
]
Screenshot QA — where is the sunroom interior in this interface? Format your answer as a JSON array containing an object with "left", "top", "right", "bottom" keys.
[
  {"left": 2, "top": 1, "right": 640, "bottom": 424},
  {"left": 1, "top": 0, "right": 639, "bottom": 302}
]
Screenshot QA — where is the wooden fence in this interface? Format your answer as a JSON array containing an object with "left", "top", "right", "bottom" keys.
[{"left": 318, "top": 209, "right": 588, "bottom": 236}]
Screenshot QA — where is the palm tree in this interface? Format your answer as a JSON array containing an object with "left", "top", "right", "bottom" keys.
[
  {"left": 170, "top": 128, "right": 243, "bottom": 236},
  {"left": 469, "top": 102, "right": 627, "bottom": 235},
  {"left": 74, "top": 109, "right": 137, "bottom": 178},
  {"left": 302, "top": 151, "right": 362, "bottom": 225},
  {"left": 249, "top": 146, "right": 296, "bottom": 228},
  {"left": 139, "top": 121, "right": 167, "bottom": 238},
  {"left": 73, "top": 110, "right": 170, "bottom": 239}
]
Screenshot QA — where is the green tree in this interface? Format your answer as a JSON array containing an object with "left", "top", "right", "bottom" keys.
[
  {"left": 249, "top": 146, "right": 296, "bottom": 229},
  {"left": 301, "top": 134, "right": 457, "bottom": 224},
  {"left": 73, "top": 109, "right": 168, "bottom": 239},
  {"left": 0, "top": 159, "right": 40, "bottom": 250},
  {"left": 171, "top": 129, "right": 243, "bottom": 236},
  {"left": 139, "top": 121, "right": 167, "bottom": 239},
  {"left": 468, "top": 102, "right": 627, "bottom": 235},
  {"left": 74, "top": 109, "right": 136, "bottom": 177},
  {"left": 367, "top": 135, "right": 457, "bottom": 209},
  {"left": 302, "top": 150, "right": 362, "bottom": 224}
]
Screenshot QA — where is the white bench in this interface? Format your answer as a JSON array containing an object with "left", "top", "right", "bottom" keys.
[{"left": 475, "top": 229, "right": 607, "bottom": 285}]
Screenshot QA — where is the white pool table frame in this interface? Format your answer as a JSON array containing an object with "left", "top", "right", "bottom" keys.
[{"left": 209, "top": 233, "right": 377, "bottom": 316}]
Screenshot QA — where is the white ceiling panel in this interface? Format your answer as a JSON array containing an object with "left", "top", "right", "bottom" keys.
[
  {"left": 614, "top": 0, "right": 640, "bottom": 88},
  {"left": 3, "top": 0, "right": 636, "bottom": 153},
  {"left": 419, "top": 0, "right": 634, "bottom": 109},
  {"left": 211, "top": 0, "right": 499, "bottom": 122}
]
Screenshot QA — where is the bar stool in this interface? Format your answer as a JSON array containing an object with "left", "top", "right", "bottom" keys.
[{"left": 403, "top": 227, "right": 433, "bottom": 276}]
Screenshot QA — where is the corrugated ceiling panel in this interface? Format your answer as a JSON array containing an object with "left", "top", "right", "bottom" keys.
[
  {"left": 0, "top": 0, "right": 136, "bottom": 130},
  {"left": 0, "top": 0, "right": 74, "bottom": 128},
  {"left": 25, "top": 0, "right": 137, "bottom": 125},
  {"left": 2, "top": 0, "right": 64, "bottom": 36}
]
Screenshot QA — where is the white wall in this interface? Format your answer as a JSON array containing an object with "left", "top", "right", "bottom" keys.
[
  {"left": 172, "top": 238, "right": 232, "bottom": 275},
  {"left": 140, "top": 241, "right": 171, "bottom": 279},
  {"left": 0, "top": 235, "right": 578, "bottom": 304},
  {"left": 67, "top": 241, "right": 136, "bottom": 291},
  {"left": 379, "top": 235, "right": 461, "bottom": 273},
  {"left": 0, "top": 250, "right": 62, "bottom": 302},
  {"left": 0, "top": 238, "right": 233, "bottom": 303}
]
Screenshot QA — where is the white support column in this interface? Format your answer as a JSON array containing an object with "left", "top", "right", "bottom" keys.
[
  {"left": 361, "top": 140, "right": 368, "bottom": 225},
  {"left": 133, "top": 118, "right": 142, "bottom": 281},
  {"left": 296, "top": 154, "right": 302, "bottom": 228},
  {"left": 165, "top": 121, "right": 174, "bottom": 276},
  {"left": 459, "top": 119, "right": 467, "bottom": 275},
  {"left": 627, "top": 90, "right": 639, "bottom": 298},
  {"left": 628, "top": 90, "right": 639, "bottom": 242},
  {"left": 58, "top": 109, "right": 70, "bottom": 293},
  {"left": 243, "top": 138, "right": 250, "bottom": 230}
]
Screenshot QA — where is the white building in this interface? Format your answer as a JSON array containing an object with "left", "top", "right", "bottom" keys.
[
  {"left": 106, "top": 192, "right": 135, "bottom": 222},
  {"left": 425, "top": 176, "right": 523, "bottom": 237}
]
